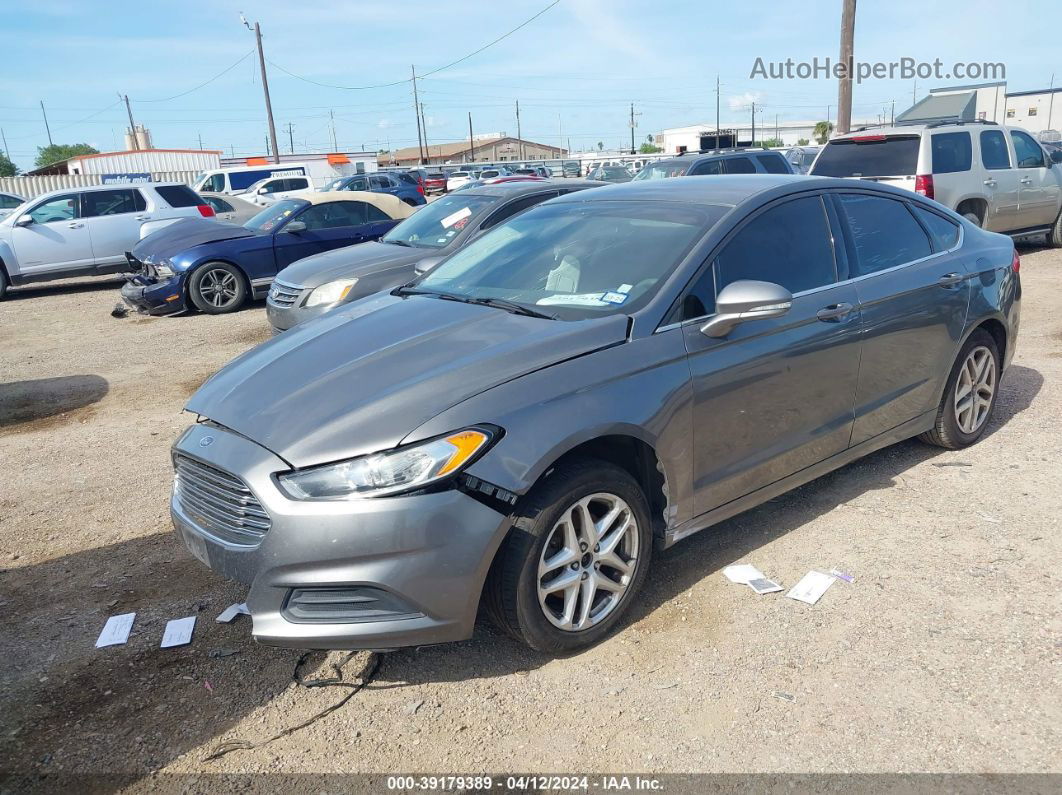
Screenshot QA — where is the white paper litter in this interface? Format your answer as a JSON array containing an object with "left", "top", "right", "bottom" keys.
[
  {"left": 96, "top": 613, "right": 136, "bottom": 648},
  {"left": 786, "top": 571, "right": 835, "bottom": 605},
  {"left": 160, "top": 616, "right": 197, "bottom": 648},
  {"left": 723, "top": 564, "right": 764, "bottom": 585},
  {"left": 747, "top": 577, "right": 784, "bottom": 594},
  {"left": 215, "top": 603, "right": 250, "bottom": 623}
]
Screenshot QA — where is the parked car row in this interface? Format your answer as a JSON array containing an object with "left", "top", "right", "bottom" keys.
[{"left": 169, "top": 174, "right": 1021, "bottom": 655}]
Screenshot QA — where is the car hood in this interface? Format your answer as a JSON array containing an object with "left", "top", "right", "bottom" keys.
[
  {"left": 132, "top": 218, "right": 256, "bottom": 262},
  {"left": 186, "top": 294, "right": 629, "bottom": 468},
  {"left": 275, "top": 241, "right": 426, "bottom": 289}
]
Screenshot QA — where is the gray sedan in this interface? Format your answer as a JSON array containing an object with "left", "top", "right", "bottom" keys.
[
  {"left": 265, "top": 180, "right": 600, "bottom": 333},
  {"left": 172, "top": 175, "right": 1019, "bottom": 654}
]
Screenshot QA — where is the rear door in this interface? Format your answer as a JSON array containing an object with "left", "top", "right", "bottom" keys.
[
  {"left": 9, "top": 193, "right": 94, "bottom": 275},
  {"left": 809, "top": 134, "right": 921, "bottom": 193},
  {"left": 722, "top": 156, "right": 756, "bottom": 174},
  {"left": 80, "top": 188, "right": 149, "bottom": 265},
  {"left": 928, "top": 131, "right": 974, "bottom": 211},
  {"left": 679, "top": 193, "right": 862, "bottom": 513},
  {"left": 978, "top": 129, "right": 1022, "bottom": 231},
  {"left": 1010, "top": 129, "right": 1061, "bottom": 227},
  {"left": 832, "top": 191, "right": 970, "bottom": 444}
]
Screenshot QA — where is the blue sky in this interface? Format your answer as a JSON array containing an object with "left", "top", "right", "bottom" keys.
[{"left": 0, "top": 0, "right": 1055, "bottom": 169}]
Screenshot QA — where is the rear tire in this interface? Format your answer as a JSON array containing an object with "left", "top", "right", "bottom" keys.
[
  {"left": 919, "top": 329, "right": 1000, "bottom": 449},
  {"left": 485, "top": 457, "right": 653, "bottom": 654},
  {"left": 188, "top": 262, "right": 247, "bottom": 314},
  {"left": 0, "top": 267, "right": 7, "bottom": 301},
  {"left": 1048, "top": 208, "right": 1062, "bottom": 248}
]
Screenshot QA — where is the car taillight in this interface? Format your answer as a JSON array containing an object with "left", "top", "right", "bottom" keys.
[
  {"left": 417, "top": 184, "right": 425, "bottom": 195},
  {"left": 197, "top": 204, "right": 215, "bottom": 218},
  {"left": 914, "top": 174, "right": 934, "bottom": 199},
  {"left": 1011, "top": 249, "right": 1020, "bottom": 273}
]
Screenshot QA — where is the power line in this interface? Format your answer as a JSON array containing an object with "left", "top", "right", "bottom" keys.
[
  {"left": 266, "top": 0, "right": 559, "bottom": 90},
  {"left": 133, "top": 50, "right": 255, "bottom": 103}
]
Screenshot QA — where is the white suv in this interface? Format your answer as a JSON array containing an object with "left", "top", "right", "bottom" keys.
[
  {"left": 811, "top": 121, "right": 1062, "bottom": 245},
  {"left": 0, "top": 182, "right": 215, "bottom": 299}
]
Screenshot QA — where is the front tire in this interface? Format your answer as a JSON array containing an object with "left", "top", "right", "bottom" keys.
[
  {"left": 919, "top": 329, "right": 1000, "bottom": 449},
  {"left": 1048, "top": 207, "right": 1062, "bottom": 248},
  {"left": 485, "top": 457, "right": 653, "bottom": 654},
  {"left": 0, "top": 267, "right": 7, "bottom": 300},
  {"left": 188, "top": 262, "right": 247, "bottom": 314}
]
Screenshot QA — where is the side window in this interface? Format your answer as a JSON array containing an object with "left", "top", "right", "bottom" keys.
[
  {"left": 203, "top": 174, "right": 226, "bottom": 192},
  {"left": 369, "top": 175, "right": 388, "bottom": 190},
  {"left": 288, "top": 178, "right": 309, "bottom": 191},
  {"left": 689, "top": 159, "right": 722, "bottom": 176},
  {"left": 28, "top": 194, "right": 80, "bottom": 224},
  {"left": 208, "top": 197, "right": 234, "bottom": 213},
  {"left": 836, "top": 194, "right": 932, "bottom": 276},
  {"left": 980, "top": 130, "right": 1011, "bottom": 170},
  {"left": 1010, "top": 130, "right": 1046, "bottom": 168},
  {"left": 349, "top": 177, "right": 369, "bottom": 191},
  {"left": 81, "top": 189, "right": 142, "bottom": 217},
  {"left": 298, "top": 201, "right": 367, "bottom": 230},
  {"left": 911, "top": 205, "right": 961, "bottom": 252},
  {"left": 364, "top": 203, "right": 391, "bottom": 222},
  {"left": 723, "top": 157, "right": 755, "bottom": 174},
  {"left": 0, "top": 194, "right": 22, "bottom": 209},
  {"left": 756, "top": 153, "right": 789, "bottom": 174},
  {"left": 931, "top": 132, "right": 972, "bottom": 174},
  {"left": 481, "top": 193, "right": 557, "bottom": 229},
  {"left": 676, "top": 266, "right": 716, "bottom": 321},
  {"left": 715, "top": 196, "right": 837, "bottom": 295}
]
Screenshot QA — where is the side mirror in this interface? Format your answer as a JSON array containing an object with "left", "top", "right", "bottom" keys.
[
  {"left": 257, "top": 187, "right": 270, "bottom": 195},
  {"left": 1051, "top": 150, "right": 1062, "bottom": 165},
  {"left": 699, "top": 280, "right": 792, "bottom": 338},
  {"left": 284, "top": 220, "right": 307, "bottom": 234},
  {"left": 14, "top": 215, "right": 33, "bottom": 227}
]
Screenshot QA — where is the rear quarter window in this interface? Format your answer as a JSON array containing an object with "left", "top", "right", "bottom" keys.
[
  {"left": 755, "top": 153, "right": 789, "bottom": 174},
  {"left": 154, "top": 185, "right": 203, "bottom": 208},
  {"left": 931, "top": 132, "right": 972, "bottom": 174},
  {"left": 911, "top": 205, "right": 961, "bottom": 251},
  {"left": 724, "top": 157, "right": 756, "bottom": 174}
]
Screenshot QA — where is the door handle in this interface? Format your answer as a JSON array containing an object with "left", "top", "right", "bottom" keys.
[
  {"left": 983, "top": 179, "right": 996, "bottom": 187},
  {"left": 937, "top": 272, "right": 965, "bottom": 287},
  {"left": 134, "top": 215, "right": 150, "bottom": 221},
  {"left": 67, "top": 222, "right": 84, "bottom": 229},
  {"left": 816, "top": 302, "right": 854, "bottom": 321},
  {"left": 1020, "top": 177, "right": 1033, "bottom": 185}
]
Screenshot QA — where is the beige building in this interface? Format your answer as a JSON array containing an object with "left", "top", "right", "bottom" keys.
[
  {"left": 898, "top": 81, "right": 1060, "bottom": 136},
  {"left": 382, "top": 136, "right": 566, "bottom": 166}
]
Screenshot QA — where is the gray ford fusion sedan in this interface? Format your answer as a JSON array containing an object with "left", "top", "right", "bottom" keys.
[{"left": 172, "top": 175, "right": 1020, "bottom": 654}]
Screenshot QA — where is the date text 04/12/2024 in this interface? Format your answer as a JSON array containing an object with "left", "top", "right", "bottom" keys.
[{"left": 385, "top": 775, "right": 664, "bottom": 791}]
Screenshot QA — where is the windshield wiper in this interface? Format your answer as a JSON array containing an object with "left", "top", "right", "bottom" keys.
[
  {"left": 382, "top": 238, "right": 413, "bottom": 247},
  {"left": 392, "top": 285, "right": 436, "bottom": 296},
  {"left": 463, "top": 296, "right": 556, "bottom": 320}
]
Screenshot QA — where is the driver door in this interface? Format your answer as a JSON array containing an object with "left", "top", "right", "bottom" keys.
[
  {"left": 10, "top": 193, "right": 94, "bottom": 276},
  {"left": 272, "top": 200, "right": 374, "bottom": 271}
]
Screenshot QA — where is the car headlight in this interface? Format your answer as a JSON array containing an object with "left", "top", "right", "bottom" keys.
[
  {"left": 153, "top": 259, "right": 175, "bottom": 279},
  {"left": 276, "top": 427, "right": 495, "bottom": 500},
  {"left": 305, "top": 278, "right": 358, "bottom": 307}
]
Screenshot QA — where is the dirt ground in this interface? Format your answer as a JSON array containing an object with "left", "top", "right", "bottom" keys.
[{"left": 1, "top": 247, "right": 1060, "bottom": 791}]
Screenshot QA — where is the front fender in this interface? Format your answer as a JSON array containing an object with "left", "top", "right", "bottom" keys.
[{"left": 403, "top": 327, "right": 696, "bottom": 528}]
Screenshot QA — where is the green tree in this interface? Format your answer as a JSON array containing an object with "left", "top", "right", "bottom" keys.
[
  {"left": 638, "top": 142, "right": 662, "bottom": 154},
  {"left": 796, "top": 137, "right": 810, "bottom": 146},
  {"left": 813, "top": 121, "right": 834, "bottom": 145},
  {"left": 34, "top": 143, "right": 99, "bottom": 169},
  {"left": 596, "top": 141, "right": 604, "bottom": 151},
  {"left": 756, "top": 138, "right": 784, "bottom": 149},
  {"left": 0, "top": 150, "right": 17, "bottom": 177}
]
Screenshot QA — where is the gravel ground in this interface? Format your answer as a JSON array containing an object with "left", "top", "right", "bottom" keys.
[{"left": 0, "top": 247, "right": 1059, "bottom": 789}]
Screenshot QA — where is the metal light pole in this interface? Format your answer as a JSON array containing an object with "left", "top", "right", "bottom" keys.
[
  {"left": 837, "top": 0, "right": 857, "bottom": 135},
  {"left": 40, "top": 101, "right": 53, "bottom": 146},
  {"left": 468, "top": 112, "right": 475, "bottom": 164},
  {"left": 241, "top": 15, "right": 280, "bottom": 162}
]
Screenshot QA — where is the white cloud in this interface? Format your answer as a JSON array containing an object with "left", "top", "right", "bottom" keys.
[
  {"left": 728, "top": 92, "right": 762, "bottom": 111},
  {"left": 377, "top": 119, "right": 392, "bottom": 129}
]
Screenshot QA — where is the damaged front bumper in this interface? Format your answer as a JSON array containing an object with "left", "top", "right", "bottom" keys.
[{"left": 120, "top": 252, "right": 188, "bottom": 315}]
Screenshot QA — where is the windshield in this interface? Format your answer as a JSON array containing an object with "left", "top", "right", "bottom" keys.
[
  {"left": 632, "top": 161, "right": 690, "bottom": 180},
  {"left": 810, "top": 136, "right": 920, "bottom": 177},
  {"left": 382, "top": 194, "right": 495, "bottom": 249},
  {"left": 600, "top": 167, "right": 631, "bottom": 178},
  {"left": 414, "top": 201, "right": 719, "bottom": 321},
  {"left": 321, "top": 176, "right": 349, "bottom": 191},
  {"left": 243, "top": 198, "right": 307, "bottom": 232}
]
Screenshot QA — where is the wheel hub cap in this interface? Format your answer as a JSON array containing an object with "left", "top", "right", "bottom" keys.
[
  {"left": 537, "top": 493, "right": 639, "bottom": 632},
  {"left": 202, "top": 269, "right": 238, "bottom": 308},
  {"left": 953, "top": 345, "right": 996, "bottom": 434}
]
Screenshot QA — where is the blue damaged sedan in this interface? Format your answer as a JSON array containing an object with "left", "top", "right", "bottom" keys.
[{"left": 121, "top": 191, "right": 413, "bottom": 315}]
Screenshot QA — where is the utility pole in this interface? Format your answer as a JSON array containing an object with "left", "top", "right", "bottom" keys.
[
  {"left": 891, "top": 99, "right": 896, "bottom": 125},
  {"left": 242, "top": 18, "right": 281, "bottom": 164},
  {"left": 515, "top": 100, "right": 523, "bottom": 159},
  {"left": 468, "top": 112, "right": 475, "bottom": 164},
  {"left": 1, "top": 128, "right": 9, "bottom": 161},
  {"left": 630, "top": 103, "right": 637, "bottom": 154},
  {"left": 837, "top": 0, "right": 857, "bottom": 135},
  {"left": 40, "top": 100, "right": 53, "bottom": 146},
  {"left": 1049, "top": 73, "right": 1056, "bottom": 132},
  {"left": 198, "top": 132, "right": 203, "bottom": 150},
  {"left": 285, "top": 122, "right": 295, "bottom": 154},
  {"left": 420, "top": 102, "right": 429, "bottom": 160},
  {"left": 715, "top": 75, "right": 720, "bottom": 148},
  {"left": 411, "top": 66, "right": 425, "bottom": 165},
  {"left": 120, "top": 94, "right": 140, "bottom": 151},
  {"left": 750, "top": 101, "right": 756, "bottom": 146},
  {"left": 329, "top": 109, "right": 338, "bottom": 151},
  {"left": 775, "top": 113, "right": 779, "bottom": 143},
  {"left": 912, "top": 80, "right": 918, "bottom": 105}
]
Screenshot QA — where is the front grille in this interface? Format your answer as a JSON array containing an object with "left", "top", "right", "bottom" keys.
[
  {"left": 174, "top": 454, "right": 271, "bottom": 546},
  {"left": 267, "top": 280, "right": 304, "bottom": 308}
]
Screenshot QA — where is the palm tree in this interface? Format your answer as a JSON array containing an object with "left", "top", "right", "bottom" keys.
[
  {"left": 596, "top": 141, "right": 604, "bottom": 151},
  {"left": 813, "top": 121, "right": 834, "bottom": 145}
]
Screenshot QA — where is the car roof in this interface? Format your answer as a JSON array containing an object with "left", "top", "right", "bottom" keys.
[
  {"left": 461, "top": 179, "right": 601, "bottom": 198},
  {"left": 547, "top": 173, "right": 910, "bottom": 207},
  {"left": 829, "top": 121, "right": 1020, "bottom": 141},
  {"left": 297, "top": 190, "right": 416, "bottom": 218},
  {"left": 30, "top": 181, "right": 188, "bottom": 201}
]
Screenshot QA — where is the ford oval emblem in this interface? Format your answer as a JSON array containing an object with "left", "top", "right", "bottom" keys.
[{"left": 199, "top": 435, "right": 215, "bottom": 448}]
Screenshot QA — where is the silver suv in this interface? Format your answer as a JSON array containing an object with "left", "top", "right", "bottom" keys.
[
  {"left": 811, "top": 121, "right": 1062, "bottom": 245},
  {"left": 0, "top": 182, "right": 215, "bottom": 299}
]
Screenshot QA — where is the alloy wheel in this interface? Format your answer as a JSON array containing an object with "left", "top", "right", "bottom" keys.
[
  {"left": 953, "top": 345, "right": 996, "bottom": 434},
  {"left": 537, "top": 492, "right": 639, "bottom": 632},
  {"left": 199, "top": 268, "right": 239, "bottom": 308}
]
